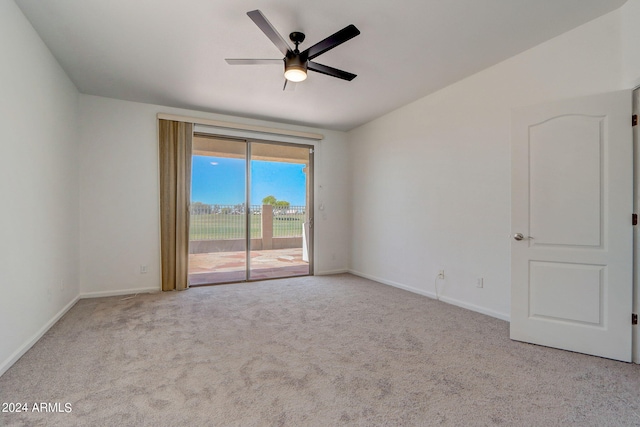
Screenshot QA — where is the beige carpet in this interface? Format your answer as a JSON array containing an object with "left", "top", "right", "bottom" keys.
[{"left": 1, "top": 274, "right": 639, "bottom": 426}]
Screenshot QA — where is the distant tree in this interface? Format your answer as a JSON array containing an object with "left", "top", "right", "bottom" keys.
[
  {"left": 262, "top": 195, "right": 277, "bottom": 206},
  {"left": 261, "top": 196, "right": 293, "bottom": 214},
  {"left": 191, "top": 201, "right": 211, "bottom": 214}
]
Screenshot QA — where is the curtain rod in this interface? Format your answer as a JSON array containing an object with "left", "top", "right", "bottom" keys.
[{"left": 157, "top": 113, "right": 324, "bottom": 141}]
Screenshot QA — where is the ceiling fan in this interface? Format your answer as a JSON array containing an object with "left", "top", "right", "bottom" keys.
[{"left": 226, "top": 10, "right": 360, "bottom": 89}]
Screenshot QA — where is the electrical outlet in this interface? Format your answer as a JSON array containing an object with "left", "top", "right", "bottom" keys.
[
  {"left": 438, "top": 270, "right": 445, "bottom": 279},
  {"left": 140, "top": 265, "right": 148, "bottom": 274},
  {"left": 476, "top": 278, "right": 484, "bottom": 288}
]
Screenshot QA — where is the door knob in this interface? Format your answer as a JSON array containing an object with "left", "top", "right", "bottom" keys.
[{"left": 514, "top": 233, "right": 525, "bottom": 241}]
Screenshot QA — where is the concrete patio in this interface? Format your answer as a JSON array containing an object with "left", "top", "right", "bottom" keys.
[{"left": 188, "top": 247, "right": 309, "bottom": 285}]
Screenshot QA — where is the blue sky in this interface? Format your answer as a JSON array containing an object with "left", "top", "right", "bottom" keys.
[{"left": 191, "top": 155, "right": 307, "bottom": 206}]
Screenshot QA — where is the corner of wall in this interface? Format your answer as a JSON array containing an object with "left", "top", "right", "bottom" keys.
[{"left": 0, "top": 0, "right": 82, "bottom": 377}]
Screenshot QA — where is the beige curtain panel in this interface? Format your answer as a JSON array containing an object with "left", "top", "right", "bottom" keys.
[{"left": 158, "top": 119, "right": 193, "bottom": 291}]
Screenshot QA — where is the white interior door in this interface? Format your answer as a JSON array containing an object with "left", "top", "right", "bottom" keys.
[{"left": 511, "top": 90, "right": 633, "bottom": 362}]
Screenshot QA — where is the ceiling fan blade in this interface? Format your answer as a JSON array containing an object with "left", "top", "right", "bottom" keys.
[
  {"left": 301, "top": 24, "right": 360, "bottom": 60},
  {"left": 225, "top": 59, "right": 283, "bottom": 65},
  {"left": 247, "top": 10, "right": 291, "bottom": 56},
  {"left": 308, "top": 61, "right": 357, "bottom": 81}
]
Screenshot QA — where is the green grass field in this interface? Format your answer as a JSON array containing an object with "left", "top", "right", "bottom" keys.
[{"left": 189, "top": 213, "right": 305, "bottom": 240}]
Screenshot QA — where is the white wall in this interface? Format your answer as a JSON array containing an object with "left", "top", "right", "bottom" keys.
[
  {"left": 0, "top": 1, "right": 80, "bottom": 375},
  {"left": 622, "top": 0, "right": 640, "bottom": 88},
  {"left": 78, "top": 95, "right": 350, "bottom": 296},
  {"left": 348, "top": 5, "right": 631, "bottom": 320}
]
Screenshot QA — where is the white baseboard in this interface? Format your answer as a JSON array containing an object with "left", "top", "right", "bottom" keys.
[
  {"left": 80, "top": 287, "right": 161, "bottom": 299},
  {"left": 349, "top": 269, "right": 438, "bottom": 298},
  {"left": 0, "top": 295, "right": 80, "bottom": 377},
  {"left": 315, "top": 269, "right": 349, "bottom": 276},
  {"left": 438, "top": 295, "right": 510, "bottom": 322},
  {"left": 348, "top": 269, "right": 510, "bottom": 322}
]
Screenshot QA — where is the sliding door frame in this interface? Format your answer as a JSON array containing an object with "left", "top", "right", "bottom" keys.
[
  {"left": 245, "top": 141, "right": 252, "bottom": 280},
  {"left": 192, "top": 132, "right": 314, "bottom": 282}
]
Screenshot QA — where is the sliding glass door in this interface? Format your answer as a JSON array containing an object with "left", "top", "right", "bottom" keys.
[
  {"left": 188, "top": 135, "right": 313, "bottom": 285},
  {"left": 248, "top": 142, "right": 312, "bottom": 280},
  {"left": 188, "top": 137, "right": 247, "bottom": 285}
]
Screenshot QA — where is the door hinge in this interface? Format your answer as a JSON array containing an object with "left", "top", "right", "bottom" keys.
[
  {"left": 633, "top": 213, "right": 638, "bottom": 226},
  {"left": 633, "top": 114, "right": 638, "bottom": 126},
  {"left": 633, "top": 313, "right": 638, "bottom": 325}
]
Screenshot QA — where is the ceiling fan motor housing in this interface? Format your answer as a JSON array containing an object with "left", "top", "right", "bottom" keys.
[{"left": 285, "top": 51, "right": 307, "bottom": 70}]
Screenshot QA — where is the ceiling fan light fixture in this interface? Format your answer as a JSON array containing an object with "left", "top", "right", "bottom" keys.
[
  {"left": 284, "top": 55, "right": 308, "bottom": 82},
  {"left": 284, "top": 67, "right": 307, "bottom": 82}
]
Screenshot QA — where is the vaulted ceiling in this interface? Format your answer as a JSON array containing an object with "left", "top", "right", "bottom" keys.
[{"left": 15, "top": 0, "right": 627, "bottom": 131}]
